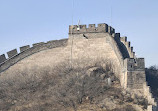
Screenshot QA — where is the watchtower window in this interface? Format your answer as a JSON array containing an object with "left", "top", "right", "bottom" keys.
[{"left": 131, "top": 65, "right": 133, "bottom": 68}]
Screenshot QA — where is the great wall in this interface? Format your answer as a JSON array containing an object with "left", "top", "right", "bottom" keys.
[{"left": 0, "top": 23, "right": 157, "bottom": 111}]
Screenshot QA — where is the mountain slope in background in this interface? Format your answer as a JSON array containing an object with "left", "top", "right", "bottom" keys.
[{"left": 146, "top": 66, "right": 158, "bottom": 104}]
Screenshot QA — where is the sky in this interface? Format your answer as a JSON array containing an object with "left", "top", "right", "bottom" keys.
[{"left": 0, "top": 0, "right": 158, "bottom": 67}]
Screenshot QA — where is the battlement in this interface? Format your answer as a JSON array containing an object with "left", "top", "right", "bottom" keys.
[
  {"left": 124, "top": 58, "right": 145, "bottom": 71},
  {"left": 120, "top": 37, "right": 135, "bottom": 58},
  {"left": 69, "top": 23, "right": 115, "bottom": 34},
  {"left": 0, "top": 54, "right": 6, "bottom": 63},
  {"left": 0, "top": 39, "right": 68, "bottom": 73}
]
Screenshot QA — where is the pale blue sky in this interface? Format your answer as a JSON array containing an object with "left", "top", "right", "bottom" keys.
[{"left": 0, "top": 0, "right": 158, "bottom": 67}]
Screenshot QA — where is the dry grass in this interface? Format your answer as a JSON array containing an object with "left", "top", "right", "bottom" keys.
[{"left": 0, "top": 60, "right": 148, "bottom": 111}]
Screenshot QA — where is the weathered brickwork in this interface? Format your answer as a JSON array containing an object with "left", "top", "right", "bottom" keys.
[
  {"left": 68, "top": 33, "right": 122, "bottom": 80},
  {"left": 0, "top": 54, "right": 6, "bottom": 64},
  {"left": 0, "top": 23, "right": 156, "bottom": 110},
  {"left": 20, "top": 45, "right": 30, "bottom": 52},
  {"left": 0, "top": 39, "right": 68, "bottom": 72},
  {"left": 7, "top": 49, "right": 18, "bottom": 58}
]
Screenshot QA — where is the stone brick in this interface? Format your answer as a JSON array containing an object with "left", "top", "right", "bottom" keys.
[
  {"left": 7, "top": 49, "right": 18, "bottom": 58},
  {"left": 0, "top": 54, "right": 6, "bottom": 63},
  {"left": 33, "top": 42, "right": 45, "bottom": 47},
  {"left": 20, "top": 45, "right": 30, "bottom": 52}
]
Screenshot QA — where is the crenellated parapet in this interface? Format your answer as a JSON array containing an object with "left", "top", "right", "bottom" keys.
[
  {"left": 0, "top": 39, "right": 68, "bottom": 73},
  {"left": 20, "top": 45, "right": 30, "bottom": 52},
  {"left": 120, "top": 37, "right": 135, "bottom": 58},
  {"left": 69, "top": 23, "right": 115, "bottom": 35}
]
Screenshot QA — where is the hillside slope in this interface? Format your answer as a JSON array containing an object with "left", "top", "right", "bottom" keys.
[{"left": 0, "top": 60, "right": 150, "bottom": 111}]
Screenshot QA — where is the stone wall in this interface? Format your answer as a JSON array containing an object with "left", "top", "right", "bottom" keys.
[
  {"left": 69, "top": 23, "right": 115, "bottom": 35},
  {"left": 0, "top": 39, "right": 68, "bottom": 73},
  {"left": 123, "top": 58, "right": 146, "bottom": 89},
  {"left": 120, "top": 37, "right": 135, "bottom": 58},
  {"left": 69, "top": 23, "right": 156, "bottom": 109},
  {"left": 68, "top": 33, "right": 123, "bottom": 81},
  {"left": 0, "top": 23, "right": 156, "bottom": 110}
]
